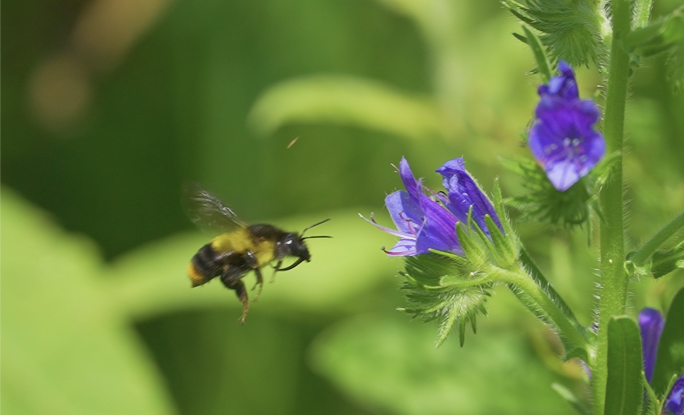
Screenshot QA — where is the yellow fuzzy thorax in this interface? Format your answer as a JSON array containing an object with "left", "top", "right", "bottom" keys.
[{"left": 210, "top": 228, "right": 277, "bottom": 267}]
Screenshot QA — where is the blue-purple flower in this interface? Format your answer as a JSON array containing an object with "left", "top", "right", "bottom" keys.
[
  {"left": 639, "top": 307, "right": 665, "bottom": 383},
  {"left": 669, "top": 378, "right": 684, "bottom": 415},
  {"left": 529, "top": 61, "right": 605, "bottom": 192},
  {"left": 362, "top": 157, "right": 502, "bottom": 256},
  {"left": 638, "top": 307, "right": 684, "bottom": 414}
]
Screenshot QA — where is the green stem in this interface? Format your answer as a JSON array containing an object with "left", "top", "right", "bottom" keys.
[
  {"left": 633, "top": 0, "right": 653, "bottom": 28},
  {"left": 594, "top": 0, "right": 632, "bottom": 413},
  {"left": 631, "top": 209, "right": 684, "bottom": 265},
  {"left": 499, "top": 268, "right": 590, "bottom": 354}
]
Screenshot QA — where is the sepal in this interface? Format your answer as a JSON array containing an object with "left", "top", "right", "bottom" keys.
[
  {"left": 491, "top": 179, "right": 518, "bottom": 243},
  {"left": 624, "top": 7, "right": 684, "bottom": 57},
  {"left": 624, "top": 6, "right": 684, "bottom": 91},
  {"left": 399, "top": 253, "right": 494, "bottom": 347},
  {"left": 485, "top": 214, "right": 517, "bottom": 265},
  {"left": 400, "top": 206, "right": 516, "bottom": 347},
  {"left": 455, "top": 222, "right": 488, "bottom": 269},
  {"left": 501, "top": 156, "right": 599, "bottom": 230}
]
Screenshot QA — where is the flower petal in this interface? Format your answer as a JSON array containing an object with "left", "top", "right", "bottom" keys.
[
  {"left": 436, "top": 158, "right": 502, "bottom": 232},
  {"left": 529, "top": 97, "right": 605, "bottom": 191},
  {"left": 385, "top": 238, "right": 418, "bottom": 256},
  {"left": 415, "top": 194, "right": 461, "bottom": 255},
  {"left": 366, "top": 156, "right": 499, "bottom": 257},
  {"left": 538, "top": 60, "right": 579, "bottom": 101},
  {"left": 385, "top": 190, "right": 423, "bottom": 236},
  {"left": 398, "top": 156, "right": 422, "bottom": 202},
  {"left": 665, "top": 375, "right": 684, "bottom": 415},
  {"left": 638, "top": 307, "right": 664, "bottom": 383}
]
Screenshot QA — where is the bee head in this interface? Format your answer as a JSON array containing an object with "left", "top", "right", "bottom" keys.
[
  {"left": 277, "top": 219, "right": 331, "bottom": 271},
  {"left": 282, "top": 233, "right": 312, "bottom": 261}
]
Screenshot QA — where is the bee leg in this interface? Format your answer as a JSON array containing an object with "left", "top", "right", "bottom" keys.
[
  {"left": 227, "top": 280, "right": 249, "bottom": 324},
  {"left": 252, "top": 267, "right": 264, "bottom": 302},
  {"left": 271, "top": 259, "right": 283, "bottom": 283},
  {"left": 243, "top": 251, "right": 264, "bottom": 298},
  {"left": 220, "top": 268, "right": 250, "bottom": 324}
]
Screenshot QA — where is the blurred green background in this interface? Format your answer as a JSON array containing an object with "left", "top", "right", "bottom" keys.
[{"left": 3, "top": 0, "right": 684, "bottom": 414}]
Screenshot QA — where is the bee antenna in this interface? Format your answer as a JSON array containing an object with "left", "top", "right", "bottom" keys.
[
  {"left": 300, "top": 218, "right": 331, "bottom": 237},
  {"left": 301, "top": 235, "right": 333, "bottom": 240}
]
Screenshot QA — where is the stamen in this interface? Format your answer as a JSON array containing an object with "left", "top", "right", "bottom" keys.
[{"left": 398, "top": 211, "right": 421, "bottom": 236}]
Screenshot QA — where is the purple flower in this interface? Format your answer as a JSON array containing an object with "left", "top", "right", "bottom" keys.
[
  {"left": 638, "top": 307, "right": 664, "bottom": 383},
  {"left": 666, "top": 377, "right": 684, "bottom": 415},
  {"left": 638, "top": 308, "right": 684, "bottom": 415},
  {"left": 362, "top": 157, "right": 501, "bottom": 256},
  {"left": 529, "top": 61, "right": 605, "bottom": 192}
]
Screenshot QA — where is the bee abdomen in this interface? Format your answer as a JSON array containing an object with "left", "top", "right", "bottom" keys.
[{"left": 188, "top": 243, "right": 223, "bottom": 287}]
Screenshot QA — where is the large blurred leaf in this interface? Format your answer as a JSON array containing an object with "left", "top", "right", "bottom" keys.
[
  {"left": 105, "top": 210, "right": 399, "bottom": 320},
  {"left": 310, "top": 313, "right": 576, "bottom": 415},
  {"left": 248, "top": 75, "right": 445, "bottom": 141},
  {"left": 138, "top": 311, "right": 303, "bottom": 415},
  {"left": 604, "top": 316, "right": 643, "bottom": 415},
  {"left": 0, "top": 187, "right": 175, "bottom": 415}
]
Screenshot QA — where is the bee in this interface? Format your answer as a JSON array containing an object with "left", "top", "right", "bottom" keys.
[{"left": 183, "top": 182, "right": 330, "bottom": 323}]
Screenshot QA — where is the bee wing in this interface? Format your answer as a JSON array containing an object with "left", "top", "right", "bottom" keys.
[{"left": 182, "top": 181, "right": 246, "bottom": 233}]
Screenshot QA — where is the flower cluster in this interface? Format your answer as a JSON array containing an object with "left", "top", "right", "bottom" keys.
[
  {"left": 362, "top": 157, "right": 502, "bottom": 257},
  {"left": 639, "top": 308, "right": 684, "bottom": 414},
  {"left": 529, "top": 61, "right": 605, "bottom": 192}
]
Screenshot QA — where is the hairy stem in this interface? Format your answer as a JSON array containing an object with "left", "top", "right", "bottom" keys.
[
  {"left": 499, "top": 268, "right": 590, "bottom": 355},
  {"left": 593, "top": 0, "right": 632, "bottom": 413}
]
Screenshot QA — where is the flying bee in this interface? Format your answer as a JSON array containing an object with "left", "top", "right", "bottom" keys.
[{"left": 183, "top": 182, "right": 330, "bottom": 324}]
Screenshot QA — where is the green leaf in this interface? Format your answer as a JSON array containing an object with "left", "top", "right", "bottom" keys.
[
  {"left": 667, "top": 34, "right": 684, "bottom": 92},
  {"left": 604, "top": 316, "right": 644, "bottom": 415},
  {"left": 248, "top": 75, "right": 445, "bottom": 141},
  {"left": 522, "top": 25, "right": 553, "bottom": 83},
  {"left": 310, "top": 313, "right": 577, "bottom": 415},
  {"left": 552, "top": 383, "right": 591, "bottom": 415},
  {"left": 652, "top": 286, "right": 684, "bottom": 396},
  {"left": 502, "top": 0, "right": 602, "bottom": 68},
  {"left": 0, "top": 187, "right": 176, "bottom": 415}
]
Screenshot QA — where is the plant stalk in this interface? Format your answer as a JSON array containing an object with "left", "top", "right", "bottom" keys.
[
  {"left": 631, "top": 209, "right": 684, "bottom": 266},
  {"left": 499, "top": 268, "right": 590, "bottom": 354},
  {"left": 593, "top": 0, "right": 632, "bottom": 413}
]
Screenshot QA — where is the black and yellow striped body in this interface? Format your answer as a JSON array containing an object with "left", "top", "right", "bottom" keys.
[
  {"left": 187, "top": 226, "right": 280, "bottom": 287},
  {"left": 187, "top": 243, "right": 224, "bottom": 287}
]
